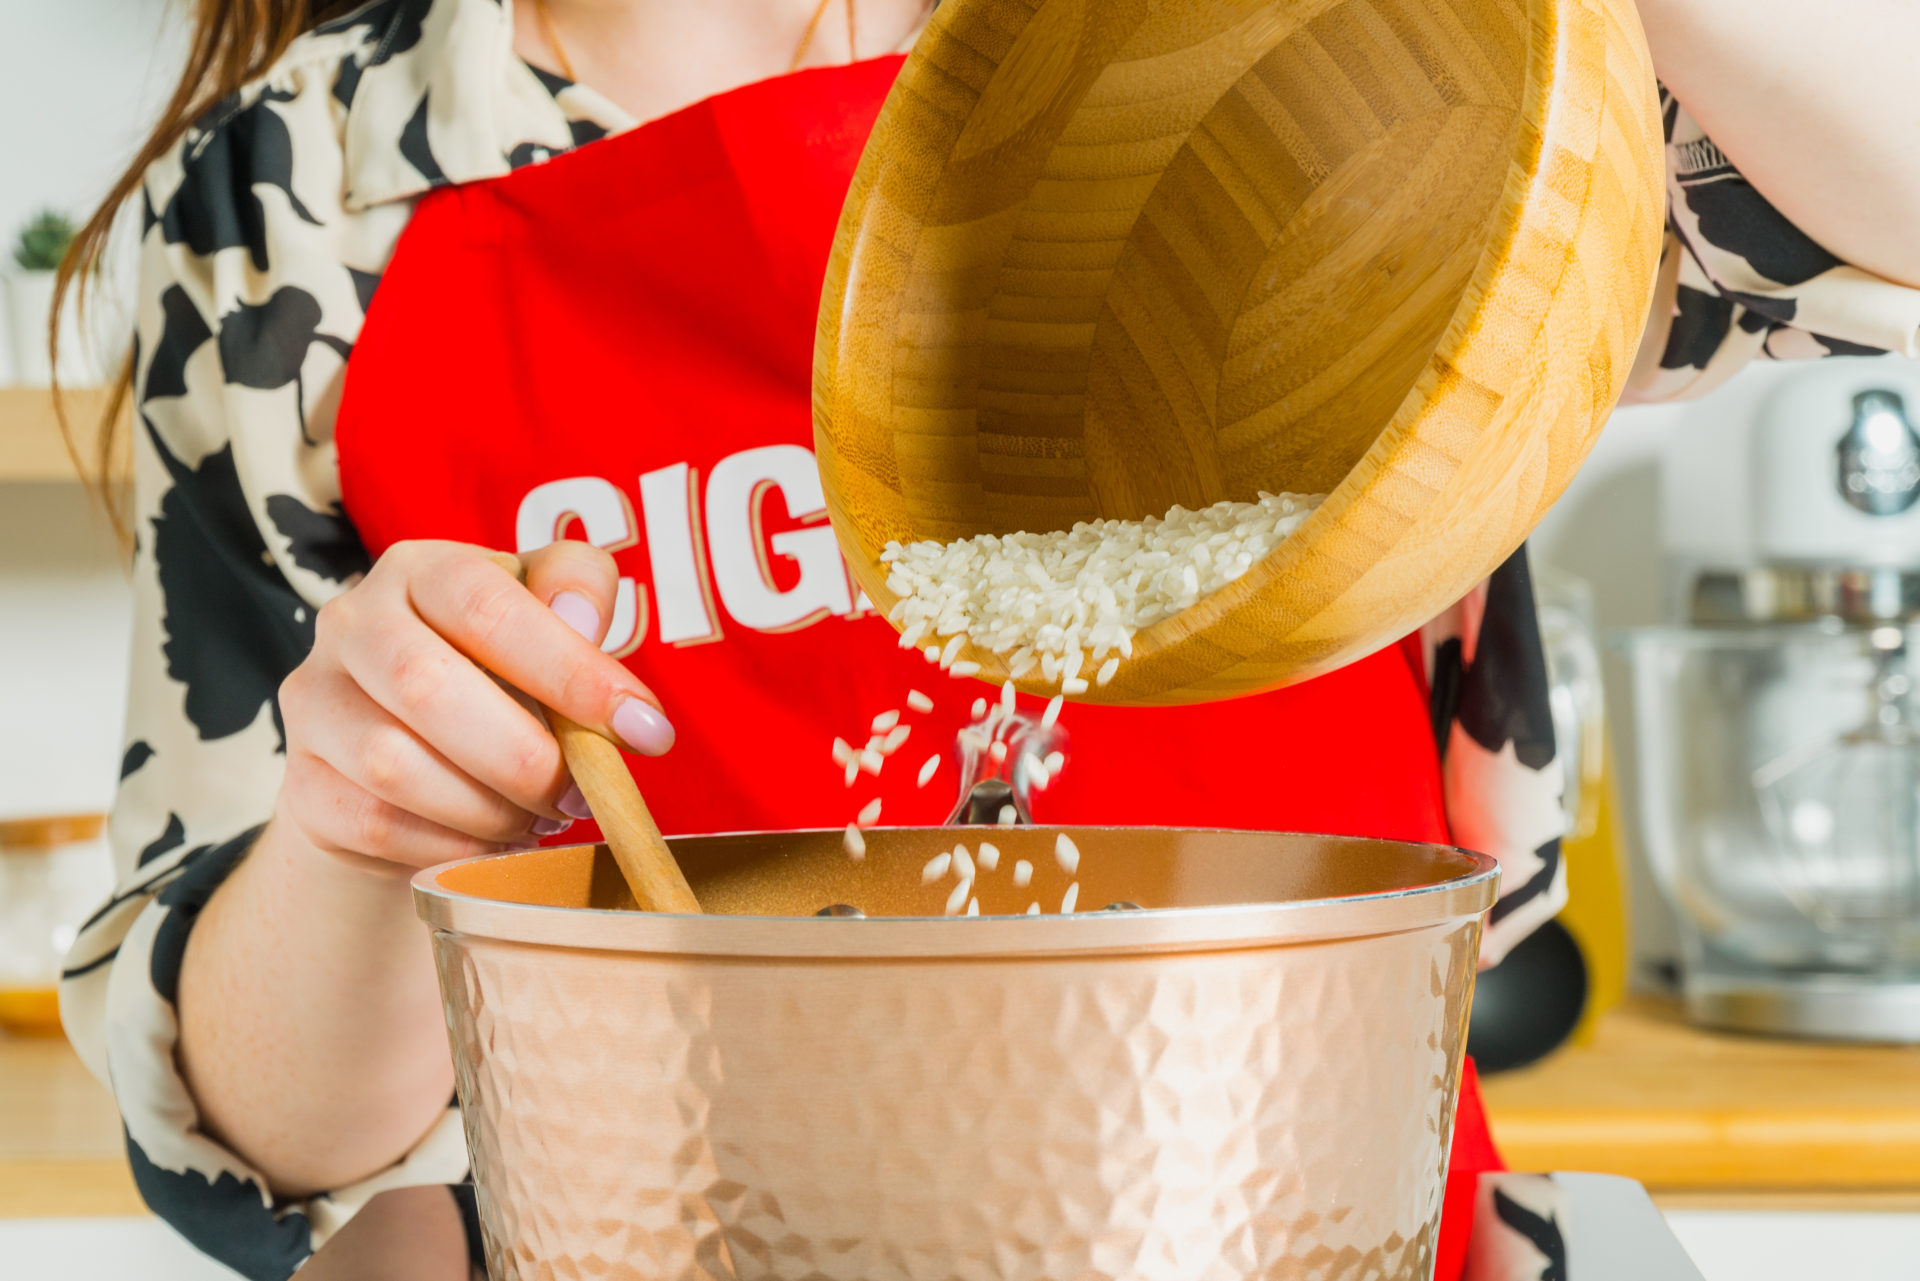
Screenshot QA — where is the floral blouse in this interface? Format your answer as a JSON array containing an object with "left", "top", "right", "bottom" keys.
[{"left": 57, "top": 0, "right": 1920, "bottom": 1275}]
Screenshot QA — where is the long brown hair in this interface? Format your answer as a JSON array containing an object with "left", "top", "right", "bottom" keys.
[{"left": 54, "top": 0, "right": 360, "bottom": 541}]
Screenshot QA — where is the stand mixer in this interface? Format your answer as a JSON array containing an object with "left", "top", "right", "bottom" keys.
[{"left": 1619, "top": 362, "right": 1920, "bottom": 1040}]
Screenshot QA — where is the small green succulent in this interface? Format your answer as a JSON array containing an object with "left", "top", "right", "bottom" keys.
[{"left": 13, "top": 209, "right": 78, "bottom": 272}]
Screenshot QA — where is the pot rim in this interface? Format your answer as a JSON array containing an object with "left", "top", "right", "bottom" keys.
[{"left": 412, "top": 827, "right": 1499, "bottom": 960}]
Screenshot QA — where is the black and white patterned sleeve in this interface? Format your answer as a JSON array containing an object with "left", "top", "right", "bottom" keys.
[
  {"left": 1630, "top": 88, "right": 1920, "bottom": 403},
  {"left": 54, "top": 42, "right": 467, "bottom": 1281},
  {"left": 1423, "top": 550, "right": 1565, "bottom": 968}
]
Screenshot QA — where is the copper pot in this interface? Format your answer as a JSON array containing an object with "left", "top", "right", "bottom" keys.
[{"left": 413, "top": 828, "right": 1495, "bottom": 1280}]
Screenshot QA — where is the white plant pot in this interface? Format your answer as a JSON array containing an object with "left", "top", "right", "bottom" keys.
[{"left": 5, "top": 270, "right": 98, "bottom": 388}]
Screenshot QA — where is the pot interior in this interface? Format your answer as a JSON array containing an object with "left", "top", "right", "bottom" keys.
[{"left": 430, "top": 827, "right": 1489, "bottom": 920}]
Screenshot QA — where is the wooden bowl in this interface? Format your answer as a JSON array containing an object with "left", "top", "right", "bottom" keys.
[{"left": 814, "top": 0, "right": 1665, "bottom": 704}]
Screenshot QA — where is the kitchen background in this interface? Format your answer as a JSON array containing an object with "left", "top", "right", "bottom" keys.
[{"left": 4, "top": 3, "right": 1916, "bottom": 1279}]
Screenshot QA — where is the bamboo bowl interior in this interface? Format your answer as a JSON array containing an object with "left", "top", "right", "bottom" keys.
[{"left": 814, "top": 0, "right": 1664, "bottom": 703}]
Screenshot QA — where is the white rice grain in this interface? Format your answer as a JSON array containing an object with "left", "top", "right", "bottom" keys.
[
  {"left": 859, "top": 748, "right": 885, "bottom": 776},
  {"left": 843, "top": 760, "right": 859, "bottom": 787},
  {"left": 1041, "top": 695, "right": 1063, "bottom": 729},
  {"left": 977, "top": 842, "right": 1001, "bottom": 872},
  {"left": 923, "top": 644, "right": 940, "bottom": 663},
  {"left": 952, "top": 845, "right": 974, "bottom": 881},
  {"left": 921, "top": 852, "right": 952, "bottom": 884},
  {"left": 970, "top": 697, "right": 988, "bottom": 720},
  {"left": 1055, "top": 833, "right": 1080, "bottom": 875},
  {"left": 944, "top": 878, "right": 972, "bottom": 916},
  {"left": 871, "top": 709, "right": 900, "bottom": 733},
  {"left": 1060, "top": 882, "right": 1080, "bottom": 914},
  {"left": 856, "top": 798, "right": 882, "bottom": 828},
  {"left": 907, "top": 689, "right": 934, "bottom": 714},
  {"left": 966, "top": 897, "right": 979, "bottom": 917},
  {"left": 843, "top": 824, "right": 866, "bottom": 860},
  {"left": 1044, "top": 750, "right": 1065, "bottom": 777},
  {"left": 1000, "top": 680, "right": 1017, "bottom": 715},
  {"left": 997, "top": 804, "right": 1017, "bottom": 826},
  {"left": 1011, "top": 859, "right": 1033, "bottom": 887},
  {"left": 1023, "top": 753, "right": 1051, "bottom": 789},
  {"left": 831, "top": 737, "right": 855, "bottom": 768},
  {"left": 916, "top": 754, "right": 941, "bottom": 787},
  {"left": 949, "top": 660, "right": 981, "bottom": 678},
  {"left": 1025, "top": 902, "right": 1041, "bottom": 915},
  {"left": 882, "top": 723, "right": 912, "bottom": 754},
  {"left": 1096, "top": 657, "right": 1120, "bottom": 686},
  {"left": 939, "top": 635, "right": 966, "bottom": 668},
  {"left": 880, "top": 492, "right": 1323, "bottom": 690},
  {"left": 989, "top": 740, "right": 1008, "bottom": 765}
]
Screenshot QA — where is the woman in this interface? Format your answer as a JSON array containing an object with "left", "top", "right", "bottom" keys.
[{"left": 55, "top": 1, "right": 1920, "bottom": 1277}]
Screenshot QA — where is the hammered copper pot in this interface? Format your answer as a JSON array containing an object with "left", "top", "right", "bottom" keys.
[{"left": 414, "top": 828, "right": 1495, "bottom": 1281}]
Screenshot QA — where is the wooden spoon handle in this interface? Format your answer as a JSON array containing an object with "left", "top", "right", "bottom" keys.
[
  {"left": 547, "top": 709, "right": 703, "bottom": 914},
  {"left": 483, "top": 551, "right": 702, "bottom": 914}
]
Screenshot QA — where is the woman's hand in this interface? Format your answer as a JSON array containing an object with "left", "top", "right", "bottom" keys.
[{"left": 276, "top": 539, "right": 674, "bottom": 873}]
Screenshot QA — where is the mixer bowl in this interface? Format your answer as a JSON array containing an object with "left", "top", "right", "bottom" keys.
[
  {"left": 813, "top": 0, "right": 1666, "bottom": 704},
  {"left": 414, "top": 827, "right": 1496, "bottom": 1280}
]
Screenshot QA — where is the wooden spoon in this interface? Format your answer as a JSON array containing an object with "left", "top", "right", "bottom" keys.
[{"left": 486, "top": 552, "right": 701, "bottom": 914}]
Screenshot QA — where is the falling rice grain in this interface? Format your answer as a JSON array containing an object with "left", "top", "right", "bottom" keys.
[
  {"left": 1055, "top": 833, "right": 1080, "bottom": 875},
  {"left": 970, "top": 697, "right": 988, "bottom": 720},
  {"left": 1000, "top": 680, "right": 1017, "bottom": 715},
  {"left": 1096, "top": 657, "right": 1120, "bottom": 686},
  {"left": 871, "top": 709, "right": 900, "bottom": 733},
  {"left": 831, "top": 737, "right": 855, "bottom": 767},
  {"left": 907, "top": 689, "right": 934, "bottom": 714},
  {"left": 859, "top": 748, "right": 885, "bottom": 776},
  {"left": 997, "top": 804, "right": 1017, "bottom": 826},
  {"left": 944, "top": 878, "right": 972, "bottom": 915},
  {"left": 952, "top": 845, "right": 974, "bottom": 881},
  {"left": 843, "top": 824, "right": 866, "bottom": 860},
  {"left": 939, "top": 635, "right": 966, "bottom": 668},
  {"left": 966, "top": 897, "right": 979, "bottom": 916},
  {"left": 856, "top": 798, "right": 882, "bottom": 828},
  {"left": 1041, "top": 695, "right": 1063, "bottom": 730},
  {"left": 916, "top": 754, "right": 941, "bottom": 787},
  {"left": 923, "top": 645, "right": 940, "bottom": 663},
  {"left": 977, "top": 842, "right": 1000, "bottom": 872},
  {"left": 1061, "top": 882, "right": 1080, "bottom": 913},
  {"left": 843, "top": 761, "right": 858, "bottom": 787},
  {"left": 882, "top": 723, "right": 912, "bottom": 754},
  {"left": 949, "top": 660, "right": 981, "bottom": 678},
  {"left": 1025, "top": 902, "right": 1041, "bottom": 915},
  {"left": 1011, "top": 859, "right": 1033, "bottom": 887},
  {"left": 1044, "top": 750, "right": 1065, "bottom": 777},
  {"left": 989, "top": 740, "right": 1007, "bottom": 765},
  {"left": 921, "top": 852, "right": 952, "bottom": 884}
]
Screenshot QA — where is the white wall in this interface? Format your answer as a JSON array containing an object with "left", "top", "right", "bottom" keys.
[
  {"left": 1, "top": 0, "right": 187, "bottom": 819},
  {"left": 0, "top": 0, "right": 186, "bottom": 382}
]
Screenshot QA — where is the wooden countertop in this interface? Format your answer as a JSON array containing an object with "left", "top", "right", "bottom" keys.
[
  {"left": 0, "top": 1034, "right": 143, "bottom": 1217},
  {"left": 7, "top": 997, "right": 1920, "bottom": 1218},
  {"left": 1483, "top": 996, "right": 1920, "bottom": 1196}
]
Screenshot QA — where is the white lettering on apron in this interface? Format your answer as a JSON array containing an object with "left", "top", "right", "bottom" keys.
[
  {"left": 513, "top": 476, "right": 645, "bottom": 657},
  {"left": 705, "top": 444, "right": 854, "bottom": 632},
  {"left": 638, "top": 462, "right": 725, "bottom": 646}
]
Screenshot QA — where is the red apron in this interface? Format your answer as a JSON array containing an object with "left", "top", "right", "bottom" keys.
[{"left": 335, "top": 55, "right": 1496, "bottom": 1276}]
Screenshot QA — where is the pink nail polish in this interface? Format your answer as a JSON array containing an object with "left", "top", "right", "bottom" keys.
[
  {"left": 551, "top": 591, "right": 600, "bottom": 641},
  {"left": 556, "top": 784, "right": 593, "bottom": 819},
  {"left": 611, "top": 698, "right": 675, "bottom": 756},
  {"left": 530, "top": 816, "right": 573, "bottom": 837}
]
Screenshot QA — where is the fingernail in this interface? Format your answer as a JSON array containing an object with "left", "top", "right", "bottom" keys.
[
  {"left": 556, "top": 783, "right": 593, "bottom": 820},
  {"left": 529, "top": 816, "right": 573, "bottom": 837},
  {"left": 550, "top": 591, "right": 600, "bottom": 641},
  {"left": 611, "top": 698, "right": 675, "bottom": 756}
]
